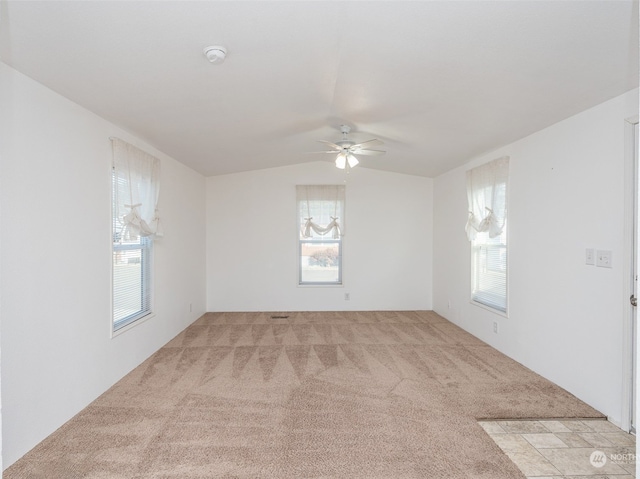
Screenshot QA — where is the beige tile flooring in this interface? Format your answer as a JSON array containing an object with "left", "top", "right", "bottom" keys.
[{"left": 479, "top": 418, "right": 636, "bottom": 479}]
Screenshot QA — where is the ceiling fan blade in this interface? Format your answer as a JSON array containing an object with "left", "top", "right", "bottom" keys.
[
  {"left": 317, "top": 140, "right": 342, "bottom": 150},
  {"left": 351, "top": 139, "right": 383, "bottom": 149},
  {"left": 350, "top": 149, "right": 386, "bottom": 156},
  {"left": 306, "top": 150, "right": 342, "bottom": 154}
]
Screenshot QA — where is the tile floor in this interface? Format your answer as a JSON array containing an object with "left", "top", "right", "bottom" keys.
[{"left": 479, "top": 418, "right": 636, "bottom": 479}]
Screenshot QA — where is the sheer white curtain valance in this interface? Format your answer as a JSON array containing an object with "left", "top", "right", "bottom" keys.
[
  {"left": 465, "top": 156, "right": 509, "bottom": 241},
  {"left": 296, "top": 185, "right": 345, "bottom": 239},
  {"left": 111, "top": 137, "right": 162, "bottom": 241}
]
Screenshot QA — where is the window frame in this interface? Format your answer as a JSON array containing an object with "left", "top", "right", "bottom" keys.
[
  {"left": 296, "top": 185, "right": 345, "bottom": 287},
  {"left": 470, "top": 226, "right": 508, "bottom": 314},
  {"left": 111, "top": 169, "right": 154, "bottom": 335},
  {"left": 466, "top": 158, "right": 509, "bottom": 315},
  {"left": 298, "top": 237, "right": 343, "bottom": 286}
]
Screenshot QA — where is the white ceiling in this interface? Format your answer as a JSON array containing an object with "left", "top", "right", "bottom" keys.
[{"left": 1, "top": 1, "right": 638, "bottom": 177}]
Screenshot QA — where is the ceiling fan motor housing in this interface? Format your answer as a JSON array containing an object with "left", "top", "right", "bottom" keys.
[
  {"left": 336, "top": 140, "right": 355, "bottom": 149},
  {"left": 338, "top": 125, "right": 354, "bottom": 148}
]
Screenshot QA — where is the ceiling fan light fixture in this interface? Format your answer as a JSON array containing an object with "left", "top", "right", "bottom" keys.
[{"left": 312, "top": 124, "right": 385, "bottom": 169}]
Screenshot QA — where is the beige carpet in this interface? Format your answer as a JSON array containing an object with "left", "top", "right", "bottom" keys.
[{"left": 5, "top": 311, "right": 602, "bottom": 478}]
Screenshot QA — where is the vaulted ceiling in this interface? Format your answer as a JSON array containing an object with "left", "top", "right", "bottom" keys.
[{"left": 1, "top": 1, "right": 637, "bottom": 177}]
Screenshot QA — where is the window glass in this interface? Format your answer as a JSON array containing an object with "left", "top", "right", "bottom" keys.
[
  {"left": 466, "top": 158, "right": 509, "bottom": 312},
  {"left": 297, "top": 185, "right": 345, "bottom": 285},
  {"left": 112, "top": 170, "right": 152, "bottom": 331}
]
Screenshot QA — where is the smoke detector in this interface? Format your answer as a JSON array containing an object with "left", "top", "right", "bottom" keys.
[{"left": 203, "top": 46, "right": 227, "bottom": 64}]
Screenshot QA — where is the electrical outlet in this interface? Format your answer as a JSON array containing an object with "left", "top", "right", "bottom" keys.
[
  {"left": 493, "top": 321, "right": 498, "bottom": 334},
  {"left": 596, "top": 250, "right": 612, "bottom": 268},
  {"left": 344, "top": 293, "right": 350, "bottom": 301},
  {"left": 189, "top": 303, "right": 193, "bottom": 312}
]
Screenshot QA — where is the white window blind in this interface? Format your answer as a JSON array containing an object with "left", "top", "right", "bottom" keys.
[
  {"left": 466, "top": 157, "right": 509, "bottom": 312},
  {"left": 112, "top": 231, "right": 152, "bottom": 329},
  {"left": 471, "top": 228, "right": 507, "bottom": 312},
  {"left": 111, "top": 138, "right": 160, "bottom": 331},
  {"left": 297, "top": 185, "right": 345, "bottom": 285}
]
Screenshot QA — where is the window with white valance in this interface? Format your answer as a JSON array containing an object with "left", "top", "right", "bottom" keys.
[
  {"left": 112, "top": 138, "right": 162, "bottom": 241},
  {"left": 111, "top": 137, "right": 161, "bottom": 332},
  {"left": 466, "top": 156, "right": 509, "bottom": 312},
  {"left": 296, "top": 185, "right": 345, "bottom": 285}
]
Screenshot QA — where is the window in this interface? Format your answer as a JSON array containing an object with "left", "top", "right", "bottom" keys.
[
  {"left": 111, "top": 138, "right": 161, "bottom": 332},
  {"left": 112, "top": 212, "right": 152, "bottom": 330},
  {"left": 466, "top": 157, "right": 509, "bottom": 312},
  {"left": 297, "top": 185, "right": 345, "bottom": 285},
  {"left": 471, "top": 221, "right": 507, "bottom": 312}
]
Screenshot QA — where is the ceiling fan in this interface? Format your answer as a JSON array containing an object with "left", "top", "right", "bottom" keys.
[{"left": 311, "top": 125, "right": 385, "bottom": 169}]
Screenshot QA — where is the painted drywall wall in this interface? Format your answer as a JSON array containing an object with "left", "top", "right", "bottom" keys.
[
  {"left": 206, "top": 162, "right": 433, "bottom": 312},
  {"left": 433, "top": 88, "right": 639, "bottom": 425},
  {"left": 0, "top": 63, "right": 207, "bottom": 467}
]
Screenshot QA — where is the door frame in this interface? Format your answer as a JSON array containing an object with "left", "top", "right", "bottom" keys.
[{"left": 622, "top": 115, "right": 638, "bottom": 433}]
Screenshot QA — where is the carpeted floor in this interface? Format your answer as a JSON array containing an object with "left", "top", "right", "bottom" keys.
[{"left": 5, "top": 311, "right": 602, "bottom": 478}]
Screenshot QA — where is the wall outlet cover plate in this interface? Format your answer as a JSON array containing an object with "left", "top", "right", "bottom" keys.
[{"left": 596, "top": 250, "right": 612, "bottom": 268}]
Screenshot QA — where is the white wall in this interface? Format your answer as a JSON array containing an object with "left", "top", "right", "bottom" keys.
[
  {"left": 4, "top": 49, "right": 631, "bottom": 469},
  {"left": 0, "top": 63, "right": 207, "bottom": 467},
  {"left": 206, "top": 162, "right": 433, "bottom": 312},
  {"left": 433, "top": 89, "right": 639, "bottom": 425}
]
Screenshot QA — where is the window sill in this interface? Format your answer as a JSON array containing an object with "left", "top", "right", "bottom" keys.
[
  {"left": 111, "top": 312, "right": 155, "bottom": 338},
  {"left": 470, "top": 300, "right": 508, "bottom": 318}
]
